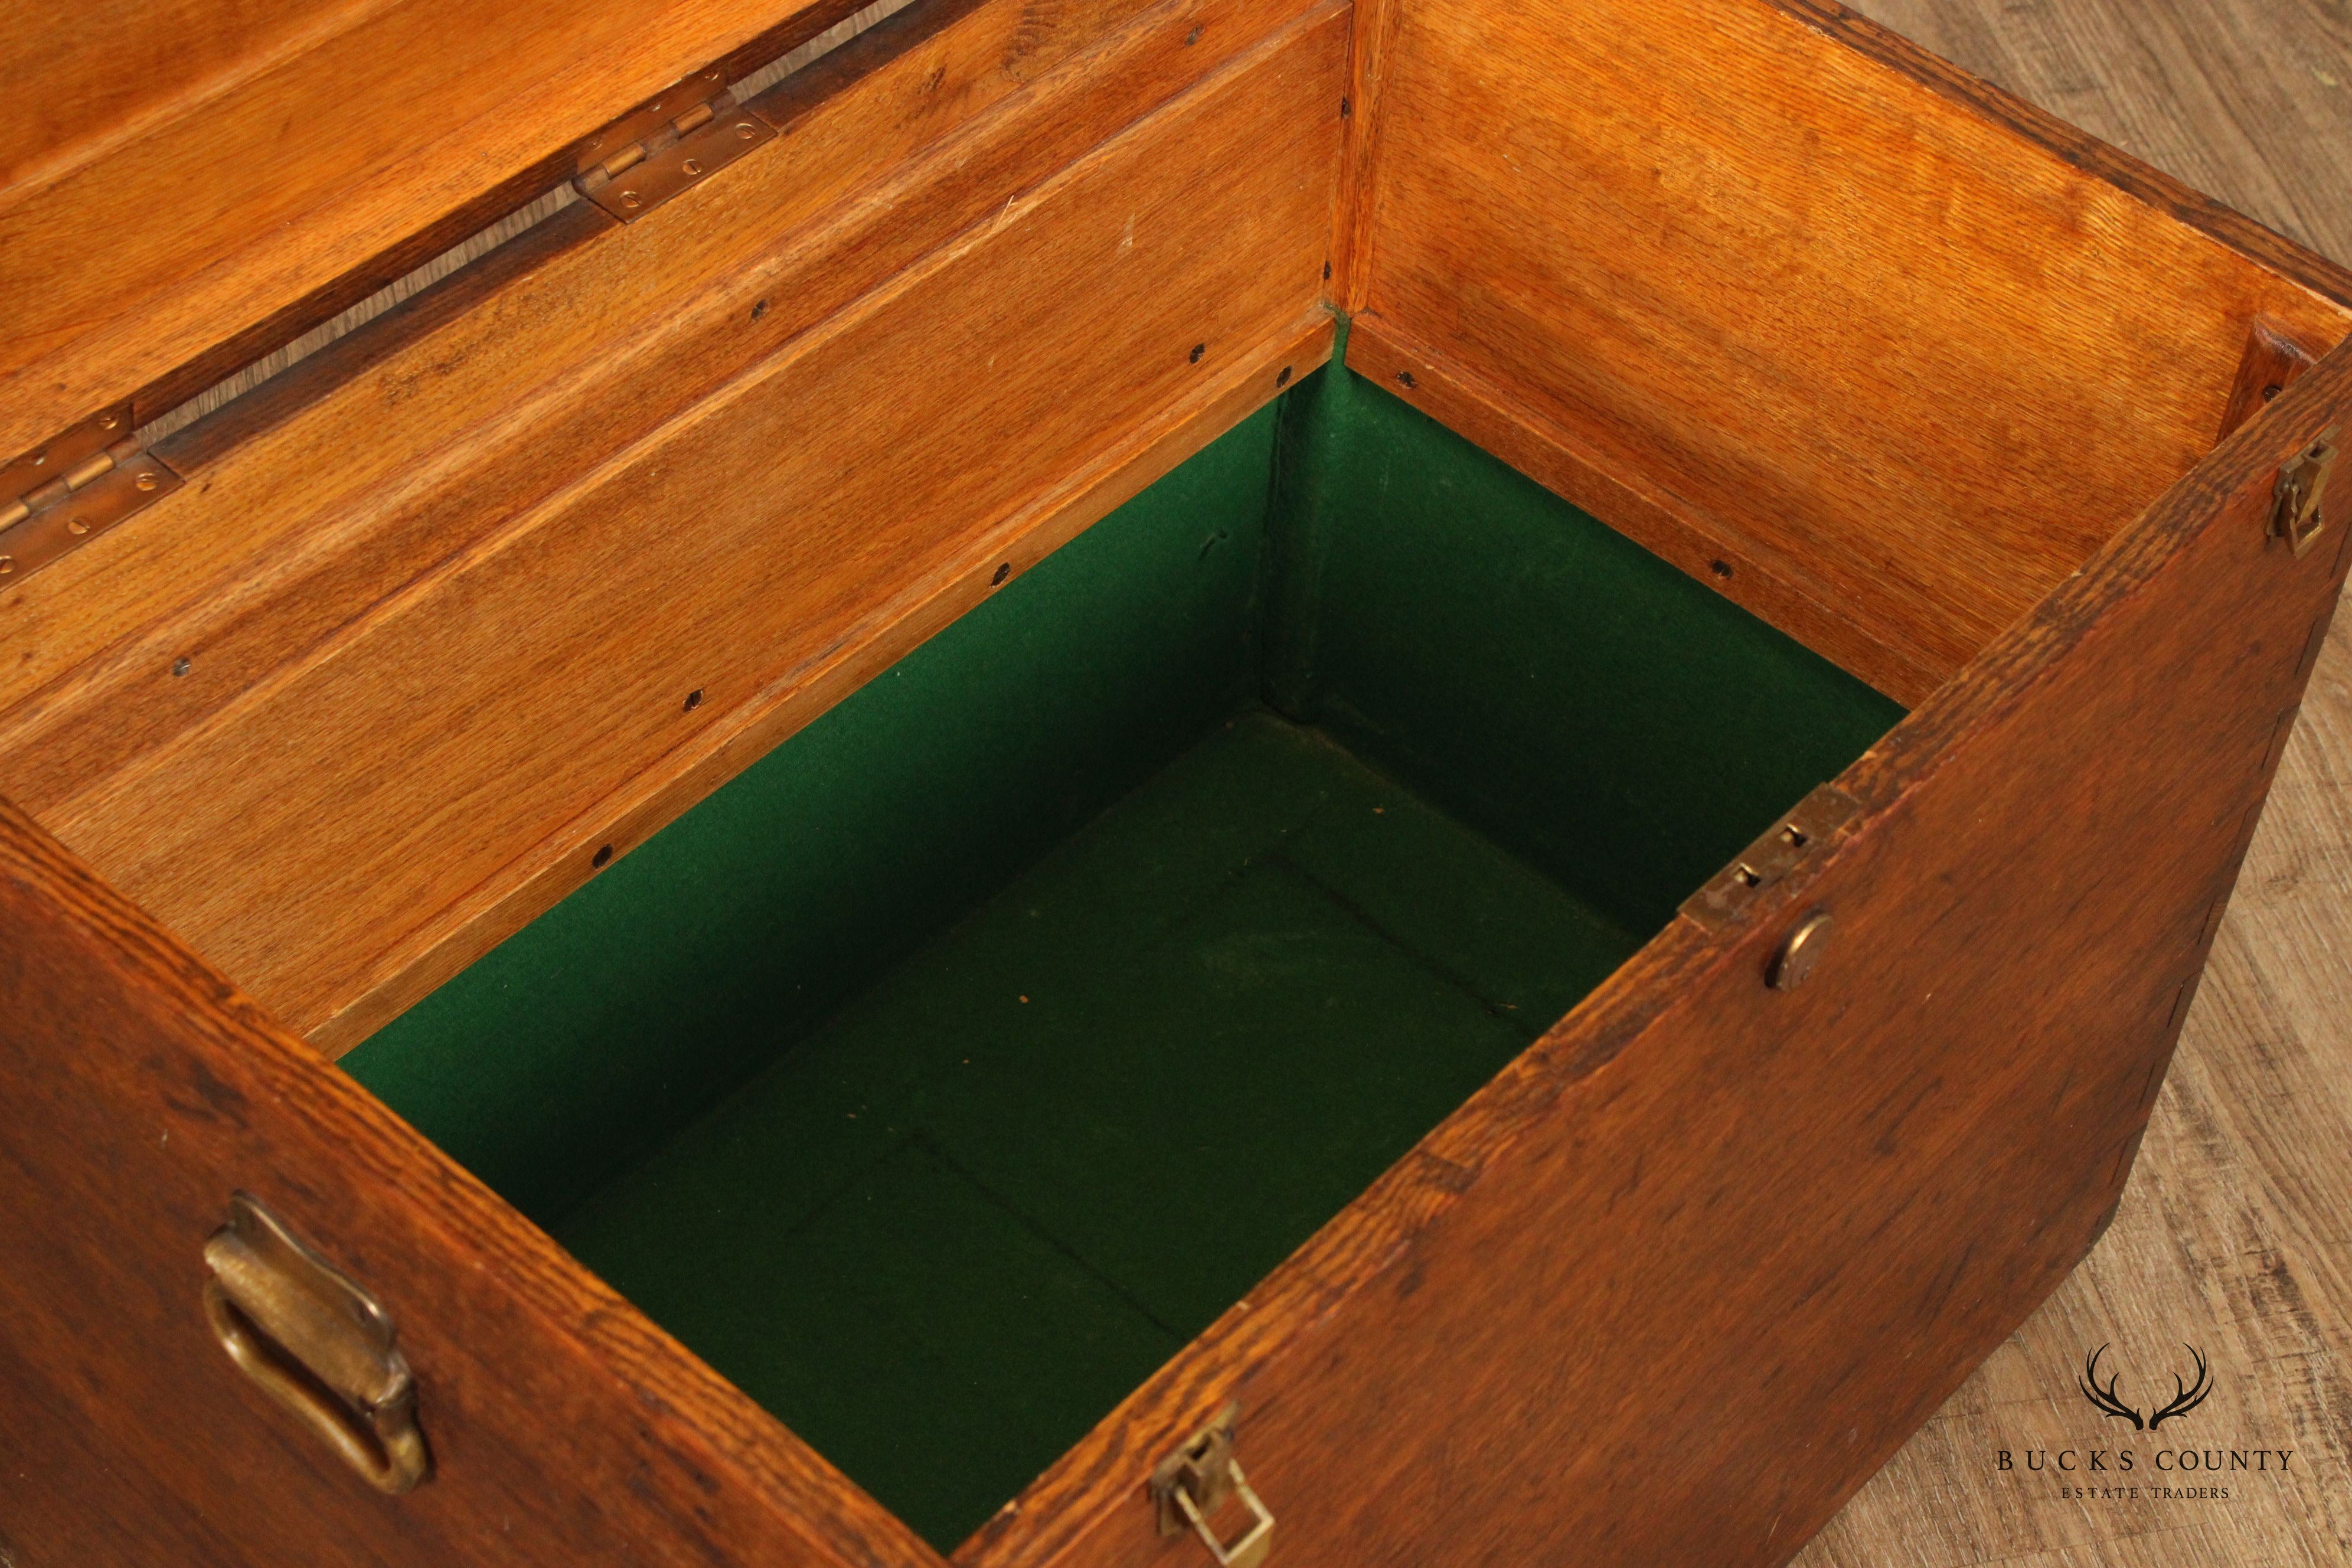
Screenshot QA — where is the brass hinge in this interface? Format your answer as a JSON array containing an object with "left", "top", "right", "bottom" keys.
[
  {"left": 2273, "top": 430, "right": 2337, "bottom": 557},
  {"left": 1681, "top": 784, "right": 1863, "bottom": 935},
  {"left": 1151, "top": 1406, "right": 1275, "bottom": 1567},
  {"left": 0, "top": 404, "right": 182, "bottom": 586},
  {"left": 573, "top": 65, "right": 775, "bottom": 220}
]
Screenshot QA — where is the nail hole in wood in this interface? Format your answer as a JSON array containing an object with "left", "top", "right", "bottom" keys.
[
  {"left": 1190, "top": 343, "right": 1206, "bottom": 364},
  {"left": 593, "top": 844, "right": 614, "bottom": 868},
  {"left": 1322, "top": 260, "right": 1332, "bottom": 280},
  {"left": 172, "top": 656, "right": 192, "bottom": 677},
  {"left": 1185, "top": 25, "right": 1201, "bottom": 43},
  {"left": 2262, "top": 383, "right": 2284, "bottom": 402},
  {"left": 1710, "top": 558, "right": 1733, "bottom": 578},
  {"left": 1276, "top": 365, "right": 1292, "bottom": 387},
  {"left": 752, "top": 299, "right": 769, "bottom": 321},
  {"left": 1397, "top": 370, "right": 1417, "bottom": 388},
  {"left": 992, "top": 562, "right": 1012, "bottom": 586},
  {"left": 684, "top": 688, "right": 703, "bottom": 711}
]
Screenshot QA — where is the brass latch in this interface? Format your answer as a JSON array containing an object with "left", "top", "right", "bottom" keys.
[
  {"left": 0, "top": 403, "right": 182, "bottom": 585},
  {"left": 574, "top": 65, "right": 775, "bottom": 220},
  {"left": 2273, "top": 431, "right": 2337, "bottom": 557},
  {"left": 1151, "top": 1406, "right": 1275, "bottom": 1567}
]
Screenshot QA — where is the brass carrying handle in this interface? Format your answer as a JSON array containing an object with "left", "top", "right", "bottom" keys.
[{"left": 202, "top": 1192, "right": 432, "bottom": 1494}]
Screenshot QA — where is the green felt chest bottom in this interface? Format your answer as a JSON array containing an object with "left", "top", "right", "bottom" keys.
[
  {"left": 346, "top": 352, "right": 1902, "bottom": 1551},
  {"left": 560, "top": 711, "right": 1639, "bottom": 1546}
]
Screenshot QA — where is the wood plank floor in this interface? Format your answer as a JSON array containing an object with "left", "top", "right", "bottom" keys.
[{"left": 1805, "top": 5, "right": 2352, "bottom": 1564}]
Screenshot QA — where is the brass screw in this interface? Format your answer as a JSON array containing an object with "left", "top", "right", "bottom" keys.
[
  {"left": 620, "top": 191, "right": 642, "bottom": 209},
  {"left": 0, "top": 556, "right": 12, "bottom": 573},
  {"left": 27, "top": 449, "right": 45, "bottom": 468},
  {"left": 682, "top": 158, "right": 703, "bottom": 177},
  {"left": 736, "top": 120, "right": 756, "bottom": 139},
  {"left": 100, "top": 412, "right": 122, "bottom": 430},
  {"left": 67, "top": 517, "right": 89, "bottom": 535},
  {"left": 135, "top": 471, "right": 159, "bottom": 491}
]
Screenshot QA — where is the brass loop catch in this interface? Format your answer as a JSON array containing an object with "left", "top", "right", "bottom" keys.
[
  {"left": 202, "top": 1193, "right": 431, "bottom": 1494},
  {"left": 1152, "top": 1406, "right": 1275, "bottom": 1567}
]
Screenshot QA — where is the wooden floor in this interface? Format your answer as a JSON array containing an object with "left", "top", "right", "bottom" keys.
[{"left": 1804, "top": 5, "right": 2352, "bottom": 1564}]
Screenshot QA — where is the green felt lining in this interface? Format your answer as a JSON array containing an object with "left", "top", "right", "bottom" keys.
[{"left": 344, "top": 338, "right": 1902, "bottom": 1549}]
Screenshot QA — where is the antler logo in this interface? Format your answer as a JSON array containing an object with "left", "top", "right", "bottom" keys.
[{"left": 2078, "top": 1344, "right": 2213, "bottom": 1431}]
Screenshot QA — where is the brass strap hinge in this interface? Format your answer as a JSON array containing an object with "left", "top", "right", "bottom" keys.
[
  {"left": 1151, "top": 1406, "right": 1275, "bottom": 1567},
  {"left": 573, "top": 65, "right": 775, "bottom": 220},
  {"left": 2273, "top": 430, "right": 2337, "bottom": 557},
  {"left": 0, "top": 404, "right": 183, "bottom": 585}
]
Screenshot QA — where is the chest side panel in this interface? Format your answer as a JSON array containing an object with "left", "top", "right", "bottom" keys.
[
  {"left": 1350, "top": 0, "right": 2352, "bottom": 700},
  {"left": 952, "top": 355, "right": 2352, "bottom": 1568},
  {"left": 0, "top": 798, "right": 941, "bottom": 1568}
]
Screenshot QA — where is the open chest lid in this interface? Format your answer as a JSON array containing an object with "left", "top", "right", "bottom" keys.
[{"left": 0, "top": 0, "right": 874, "bottom": 467}]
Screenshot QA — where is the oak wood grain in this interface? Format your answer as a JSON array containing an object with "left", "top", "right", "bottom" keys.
[
  {"left": 318, "top": 312, "right": 1334, "bottom": 1053},
  {"left": 1344, "top": 312, "right": 1949, "bottom": 704},
  {"left": 1856, "top": 0, "right": 2352, "bottom": 269},
  {"left": 1353, "top": 0, "right": 2352, "bottom": 701},
  {"left": 1799, "top": 4, "right": 2352, "bottom": 1564},
  {"left": 2216, "top": 317, "right": 2325, "bottom": 445},
  {"left": 0, "top": 0, "right": 1238, "bottom": 796},
  {"left": 1324, "top": 0, "right": 1398, "bottom": 309},
  {"left": 8, "top": 5, "right": 2346, "bottom": 1567},
  {"left": 0, "top": 794, "right": 944, "bottom": 1568},
  {"left": 950, "top": 337, "right": 2352, "bottom": 1568},
  {"left": 1, "top": 0, "right": 357, "bottom": 190},
  {"left": 0, "top": 0, "right": 1339, "bottom": 1045},
  {"left": 128, "top": 0, "right": 922, "bottom": 450},
  {"left": 0, "top": 0, "right": 873, "bottom": 465}
]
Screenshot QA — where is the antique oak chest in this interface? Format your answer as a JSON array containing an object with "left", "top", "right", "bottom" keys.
[{"left": 3, "top": 0, "right": 2348, "bottom": 1564}]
